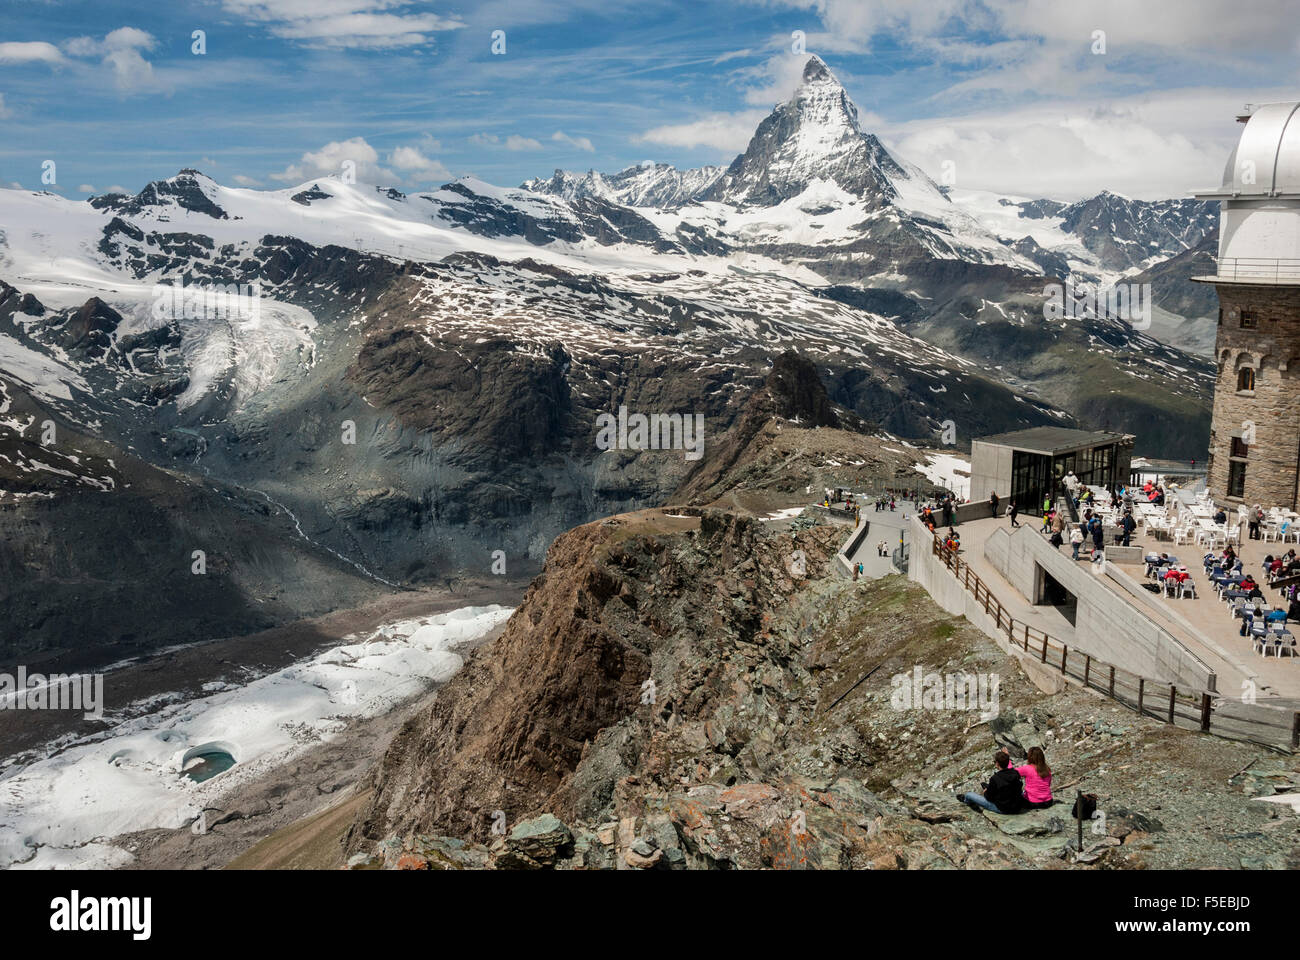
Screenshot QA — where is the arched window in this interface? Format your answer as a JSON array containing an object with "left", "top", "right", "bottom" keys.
[{"left": 1238, "top": 367, "right": 1256, "bottom": 392}]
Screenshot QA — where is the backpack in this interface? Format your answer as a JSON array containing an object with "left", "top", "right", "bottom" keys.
[{"left": 1071, "top": 793, "right": 1098, "bottom": 820}]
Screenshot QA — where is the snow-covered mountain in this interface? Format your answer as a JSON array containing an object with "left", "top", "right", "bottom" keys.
[
  {"left": 522, "top": 162, "right": 725, "bottom": 208},
  {"left": 0, "top": 55, "right": 1216, "bottom": 660},
  {"left": 948, "top": 189, "right": 1218, "bottom": 276},
  {"left": 522, "top": 56, "right": 1218, "bottom": 319}
]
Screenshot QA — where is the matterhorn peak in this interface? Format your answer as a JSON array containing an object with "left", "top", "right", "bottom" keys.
[
  {"left": 701, "top": 55, "right": 930, "bottom": 209},
  {"left": 801, "top": 54, "right": 834, "bottom": 84}
]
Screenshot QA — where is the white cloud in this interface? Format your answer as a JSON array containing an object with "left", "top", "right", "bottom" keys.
[
  {"left": 775, "top": 0, "right": 1300, "bottom": 52},
  {"left": 233, "top": 174, "right": 262, "bottom": 186},
  {"left": 738, "top": 53, "right": 810, "bottom": 108},
  {"left": 387, "top": 144, "right": 450, "bottom": 181},
  {"left": 272, "top": 136, "right": 396, "bottom": 184},
  {"left": 0, "top": 41, "right": 66, "bottom": 66},
  {"left": 219, "top": 0, "right": 464, "bottom": 49},
  {"left": 638, "top": 110, "right": 768, "bottom": 153},
  {"left": 882, "top": 90, "right": 1271, "bottom": 200},
  {"left": 103, "top": 47, "right": 156, "bottom": 92},
  {"left": 77, "top": 184, "right": 96, "bottom": 193},
  {"left": 766, "top": 0, "right": 1300, "bottom": 100},
  {"left": 714, "top": 48, "right": 756, "bottom": 64},
  {"left": 273, "top": 135, "right": 448, "bottom": 186},
  {"left": 469, "top": 132, "right": 543, "bottom": 151},
  {"left": 61, "top": 27, "right": 161, "bottom": 93},
  {"left": 551, "top": 131, "right": 595, "bottom": 152}
]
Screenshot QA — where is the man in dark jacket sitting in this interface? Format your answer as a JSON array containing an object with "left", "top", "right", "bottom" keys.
[{"left": 958, "top": 750, "right": 1025, "bottom": 814}]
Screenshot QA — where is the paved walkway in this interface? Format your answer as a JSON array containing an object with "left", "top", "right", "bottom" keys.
[
  {"left": 860, "top": 507, "right": 913, "bottom": 577},
  {"left": 832, "top": 502, "right": 919, "bottom": 579}
]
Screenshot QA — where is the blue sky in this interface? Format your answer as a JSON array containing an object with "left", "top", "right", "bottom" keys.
[{"left": 2, "top": 0, "right": 1299, "bottom": 200}]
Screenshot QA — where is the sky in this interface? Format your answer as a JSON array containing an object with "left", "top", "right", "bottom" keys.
[{"left": 1, "top": 0, "right": 1299, "bottom": 201}]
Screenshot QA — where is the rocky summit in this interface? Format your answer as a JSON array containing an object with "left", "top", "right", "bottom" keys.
[{"left": 344, "top": 506, "right": 1300, "bottom": 870}]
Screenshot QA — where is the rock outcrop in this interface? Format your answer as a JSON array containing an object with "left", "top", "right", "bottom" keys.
[{"left": 346, "top": 505, "right": 1300, "bottom": 870}]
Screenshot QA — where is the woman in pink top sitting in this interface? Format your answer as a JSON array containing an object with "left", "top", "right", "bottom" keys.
[{"left": 1013, "top": 746, "right": 1054, "bottom": 808}]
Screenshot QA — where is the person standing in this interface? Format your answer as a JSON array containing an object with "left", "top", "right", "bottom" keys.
[
  {"left": 1009, "top": 500, "right": 1019, "bottom": 528},
  {"left": 1070, "top": 523, "right": 1084, "bottom": 560},
  {"left": 1120, "top": 510, "right": 1136, "bottom": 547},
  {"left": 990, "top": 491, "right": 1000, "bottom": 518}
]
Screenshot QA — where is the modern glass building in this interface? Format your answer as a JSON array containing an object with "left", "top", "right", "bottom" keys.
[{"left": 969, "top": 427, "right": 1136, "bottom": 513}]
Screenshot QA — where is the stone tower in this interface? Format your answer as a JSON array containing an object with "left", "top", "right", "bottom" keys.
[{"left": 1196, "top": 102, "right": 1300, "bottom": 509}]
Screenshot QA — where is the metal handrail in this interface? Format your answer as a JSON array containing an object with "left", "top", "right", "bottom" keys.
[
  {"left": 1213, "top": 257, "right": 1300, "bottom": 282},
  {"left": 930, "top": 533, "right": 1300, "bottom": 751}
]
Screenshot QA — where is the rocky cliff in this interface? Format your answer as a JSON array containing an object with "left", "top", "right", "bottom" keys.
[{"left": 346, "top": 502, "right": 1300, "bottom": 869}]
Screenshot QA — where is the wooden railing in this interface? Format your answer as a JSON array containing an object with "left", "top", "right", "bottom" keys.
[{"left": 932, "top": 535, "right": 1300, "bottom": 752}]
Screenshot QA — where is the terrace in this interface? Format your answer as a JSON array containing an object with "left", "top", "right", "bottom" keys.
[{"left": 952, "top": 487, "right": 1300, "bottom": 711}]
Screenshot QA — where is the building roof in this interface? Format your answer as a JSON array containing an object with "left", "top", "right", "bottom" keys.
[
  {"left": 974, "top": 427, "right": 1134, "bottom": 456},
  {"left": 1195, "top": 101, "right": 1300, "bottom": 199}
]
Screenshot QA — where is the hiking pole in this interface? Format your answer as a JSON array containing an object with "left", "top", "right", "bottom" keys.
[{"left": 1076, "top": 789, "right": 1083, "bottom": 855}]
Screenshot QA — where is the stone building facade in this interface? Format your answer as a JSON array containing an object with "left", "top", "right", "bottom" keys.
[
  {"left": 1206, "top": 283, "right": 1300, "bottom": 509},
  {"left": 1196, "top": 101, "right": 1300, "bottom": 510}
]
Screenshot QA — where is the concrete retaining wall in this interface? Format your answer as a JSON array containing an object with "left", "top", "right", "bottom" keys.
[
  {"left": 953, "top": 500, "right": 1003, "bottom": 525},
  {"left": 982, "top": 524, "right": 1215, "bottom": 691},
  {"left": 906, "top": 517, "right": 1007, "bottom": 637},
  {"left": 836, "top": 520, "right": 872, "bottom": 576}
]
